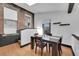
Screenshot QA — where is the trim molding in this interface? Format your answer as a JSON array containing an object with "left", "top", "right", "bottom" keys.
[
  {"left": 61, "top": 44, "right": 71, "bottom": 47},
  {"left": 71, "top": 46, "right": 75, "bottom": 56},
  {"left": 20, "top": 43, "right": 31, "bottom": 48},
  {"left": 61, "top": 44, "right": 75, "bottom": 56},
  {"left": 0, "top": 41, "right": 17, "bottom": 47}
]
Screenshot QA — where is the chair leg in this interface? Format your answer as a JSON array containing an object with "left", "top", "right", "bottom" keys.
[
  {"left": 58, "top": 50, "right": 61, "bottom": 56},
  {"left": 49, "top": 44, "right": 50, "bottom": 53},
  {"left": 46, "top": 44, "right": 48, "bottom": 52},
  {"left": 35, "top": 45, "right": 37, "bottom": 53},
  {"left": 58, "top": 47, "right": 62, "bottom": 56},
  {"left": 58, "top": 49, "right": 62, "bottom": 56},
  {"left": 60, "top": 48, "right": 62, "bottom": 53},
  {"left": 41, "top": 48, "right": 43, "bottom": 56}
]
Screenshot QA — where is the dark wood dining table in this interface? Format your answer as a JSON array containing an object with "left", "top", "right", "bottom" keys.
[{"left": 30, "top": 35, "right": 61, "bottom": 56}]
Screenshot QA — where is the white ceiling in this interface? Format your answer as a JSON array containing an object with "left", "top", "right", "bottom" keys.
[{"left": 14, "top": 3, "right": 69, "bottom": 13}]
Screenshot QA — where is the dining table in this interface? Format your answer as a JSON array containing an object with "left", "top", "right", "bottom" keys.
[{"left": 30, "top": 35, "right": 61, "bottom": 56}]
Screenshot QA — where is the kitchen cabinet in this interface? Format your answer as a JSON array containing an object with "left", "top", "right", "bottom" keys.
[{"left": 71, "top": 34, "right": 79, "bottom": 56}]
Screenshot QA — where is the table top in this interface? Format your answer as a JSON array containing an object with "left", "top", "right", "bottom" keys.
[
  {"left": 31, "top": 35, "right": 60, "bottom": 43},
  {"left": 42, "top": 35, "right": 60, "bottom": 43}
]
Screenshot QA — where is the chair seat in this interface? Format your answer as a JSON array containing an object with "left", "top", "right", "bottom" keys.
[
  {"left": 49, "top": 43, "right": 52, "bottom": 46},
  {"left": 36, "top": 42, "right": 47, "bottom": 48},
  {"left": 35, "top": 36, "right": 47, "bottom": 55}
]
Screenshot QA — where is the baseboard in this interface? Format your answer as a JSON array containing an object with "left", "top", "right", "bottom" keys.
[
  {"left": 61, "top": 44, "right": 75, "bottom": 56},
  {"left": 20, "top": 43, "right": 31, "bottom": 48},
  {"left": 0, "top": 41, "right": 18, "bottom": 47},
  {"left": 61, "top": 44, "right": 71, "bottom": 48},
  {"left": 71, "top": 46, "right": 75, "bottom": 56}
]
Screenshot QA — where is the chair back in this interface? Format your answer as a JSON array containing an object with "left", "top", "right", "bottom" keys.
[
  {"left": 47, "top": 33, "right": 52, "bottom": 36},
  {"left": 59, "top": 37, "right": 62, "bottom": 45},
  {"left": 35, "top": 36, "right": 42, "bottom": 45}
]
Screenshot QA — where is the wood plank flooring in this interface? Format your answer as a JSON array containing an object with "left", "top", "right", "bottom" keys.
[{"left": 0, "top": 43, "right": 73, "bottom": 56}]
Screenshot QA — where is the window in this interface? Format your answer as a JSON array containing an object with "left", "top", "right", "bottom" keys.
[
  {"left": 42, "top": 19, "right": 51, "bottom": 35},
  {"left": 24, "top": 14, "right": 32, "bottom": 28},
  {"left": 42, "top": 23, "right": 51, "bottom": 35},
  {"left": 4, "top": 7, "right": 17, "bottom": 34}
]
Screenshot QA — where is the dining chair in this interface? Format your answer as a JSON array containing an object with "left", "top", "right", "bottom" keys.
[
  {"left": 35, "top": 36, "right": 47, "bottom": 56},
  {"left": 47, "top": 33, "right": 62, "bottom": 55},
  {"left": 47, "top": 33, "right": 52, "bottom": 53},
  {"left": 58, "top": 37, "right": 62, "bottom": 55},
  {"left": 49, "top": 36, "right": 62, "bottom": 55}
]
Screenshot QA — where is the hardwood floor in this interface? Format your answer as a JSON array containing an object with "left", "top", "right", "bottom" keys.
[{"left": 0, "top": 43, "right": 73, "bottom": 56}]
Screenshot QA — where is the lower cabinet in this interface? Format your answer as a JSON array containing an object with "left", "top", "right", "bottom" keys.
[
  {"left": 71, "top": 35, "right": 79, "bottom": 56},
  {"left": 21, "top": 29, "right": 37, "bottom": 46},
  {"left": 0, "top": 34, "right": 19, "bottom": 47}
]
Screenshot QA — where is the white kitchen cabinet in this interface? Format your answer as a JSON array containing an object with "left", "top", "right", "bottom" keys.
[
  {"left": 71, "top": 34, "right": 79, "bottom": 56},
  {"left": 75, "top": 37, "right": 79, "bottom": 56},
  {"left": 21, "top": 29, "right": 37, "bottom": 46}
]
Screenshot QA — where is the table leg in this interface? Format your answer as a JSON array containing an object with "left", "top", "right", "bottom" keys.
[
  {"left": 52, "top": 43, "right": 58, "bottom": 56},
  {"left": 31, "top": 37, "right": 34, "bottom": 49}
]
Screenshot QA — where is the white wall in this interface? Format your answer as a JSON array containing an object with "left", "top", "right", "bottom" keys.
[
  {"left": 35, "top": 11, "right": 71, "bottom": 45},
  {"left": 34, "top": 3, "right": 79, "bottom": 46}
]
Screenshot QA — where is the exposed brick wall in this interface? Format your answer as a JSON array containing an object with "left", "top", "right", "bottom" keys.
[
  {"left": 18, "top": 9, "right": 25, "bottom": 29},
  {"left": 0, "top": 4, "right": 4, "bottom": 34},
  {"left": 17, "top": 9, "right": 34, "bottom": 30}
]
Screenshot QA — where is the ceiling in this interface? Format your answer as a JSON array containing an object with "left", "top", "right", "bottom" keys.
[{"left": 14, "top": 3, "right": 69, "bottom": 13}]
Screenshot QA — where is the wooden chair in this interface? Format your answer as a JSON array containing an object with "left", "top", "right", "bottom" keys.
[
  {"left": 47, "top": 33, "right": 62, "bottom": 55},
  {"left": 47, "top": 33, "right": 52, "bottom": 53},
  {"left": 58, "top": 37, "right": 62, "bottom": 55},
  {"left": 35, "top": 36, "right": 47, "bottom": 56},
  {"left": 49, "top": 36, "right": 62, "bottom": 55}
]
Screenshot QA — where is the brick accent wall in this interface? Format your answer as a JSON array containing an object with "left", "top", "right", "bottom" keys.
[{"left": 0, "top": 4, "right": 4, "bottom": 34}]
